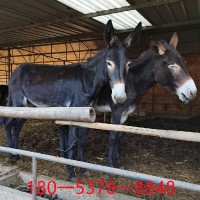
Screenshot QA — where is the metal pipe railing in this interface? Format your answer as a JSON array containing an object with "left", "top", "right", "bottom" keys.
[
  {"left": 32, "top": 157, "right": 37, "bottom": 200},
  {"left": 0, "top": 106, "right": 96, "bottom": 122},
  {"left": 0, "top": 146, "right": 200, "bottom": 198}
]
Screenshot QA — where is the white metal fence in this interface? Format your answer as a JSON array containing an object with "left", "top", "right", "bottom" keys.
[{"left": 0, "top": 106, "right": 200, "bottom": 199}]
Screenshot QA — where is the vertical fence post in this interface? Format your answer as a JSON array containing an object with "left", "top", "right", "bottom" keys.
[
  {"left": 8, "top": 47, "right": 11, "bottom": 79},
  {"left": 32, "top": 157, "right": 37, "bottom": 200}
]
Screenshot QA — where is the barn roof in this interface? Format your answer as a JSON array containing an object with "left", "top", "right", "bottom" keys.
[{"left": 0, "top": 0, "right": 199, "bottom": 49}]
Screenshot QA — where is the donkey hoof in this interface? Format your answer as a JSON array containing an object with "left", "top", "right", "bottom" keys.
[
  {"left": 114, "top": 163, "right": 125, "bottom": 169},
  {"left": 15, "top": 155, "right": 21, "bottom": 161},
  {"left": 106, "top": 163, "right": 114, "bottom": 168},
  {"left": 114, "top": 160, "right": 124, "bottom": 169},
  {"left": 69, "top": 177, "right": 77, "bottom": 182},
  {"left": 82, "top": 171, "right": 91, "bottom": 177},
  {"left": 118, "top": 166, "right": 125, "bottom": 170},
  {"left": 7, "top": 153, "right": 14, "bottom": 160}
]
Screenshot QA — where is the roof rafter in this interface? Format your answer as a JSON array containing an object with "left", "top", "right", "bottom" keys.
[
  {"left": 0, "top": 0, "right": 183, "bottom": 34},
  {"left": 1, "top": 19, "right": 200, "bottom": 49}
]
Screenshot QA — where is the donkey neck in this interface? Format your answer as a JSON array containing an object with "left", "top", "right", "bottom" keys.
[
  {"left": 81, "top": 50, "right": 107, "bottom": 98},
  {"left": 128, "top": 49, "right": 157, "bottom": 104}
]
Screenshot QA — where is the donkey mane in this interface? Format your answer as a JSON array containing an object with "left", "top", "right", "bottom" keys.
[
  {"left": 129, "top": 39, "right": 174, "bottom": 72},
  {"left": 130, "top": 49, "right": 155, "bottom": 70},
  {"left": 83, "top": 50, "right": 106, "bottom": 69}
]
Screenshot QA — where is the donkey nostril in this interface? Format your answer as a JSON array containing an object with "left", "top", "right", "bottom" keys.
[
  {"left": 190, "top": 90, "right": 196, "bottom": 97},
  {"left": 189, "top": 90, "right": 197, "bottom": 99},
  {"left": 113, "top": 94, "right": 126, "bottom": 104}
]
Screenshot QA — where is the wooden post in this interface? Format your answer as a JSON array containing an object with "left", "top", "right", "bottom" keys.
[
  {"left": 8, "top": 47, "right": 11, "bottom": 78},
  {"left": 56, "top": 120, "right": 200, "bottom": 143},
  {"left": 0, "top": 106, "right": 96, "bottom": 122}
]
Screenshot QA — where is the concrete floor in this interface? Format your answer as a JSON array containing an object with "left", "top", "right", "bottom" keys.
[{"left": 0, "top": 162, "right": 144, "bottom": 200}]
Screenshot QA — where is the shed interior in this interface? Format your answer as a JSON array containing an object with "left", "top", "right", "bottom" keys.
[{"left": 0, "top": 0, "right": 199, "bottom": 116}]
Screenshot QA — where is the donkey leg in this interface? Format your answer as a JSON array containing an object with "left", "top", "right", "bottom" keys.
[
  {"left": 77, "top": 128, "right": 89, "bottom": 175},
  {"left": 67, "top": 126, "right": 78, "bottom": 181},
  {"left": 107, "top": 131, "right": 118, "bottom": 167},
  {"left": 107, "top": 112, "right": 122, "bottom": 167},
  {"left": 58, "top": 125, "right": 69, "bottom": 158},
  {"left": 113, "top": 132, "right": 124, "bottom": 168},
  {"left": 113, "top": 113, "right": 129, "bottom": 168},
  {"left": 12, "top": 119, "right": 26, "bottom": 160},
  {"left": 5, "top": 118, "right": 17, "bottom": 159}
]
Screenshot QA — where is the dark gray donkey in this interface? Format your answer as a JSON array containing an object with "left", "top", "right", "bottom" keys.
[
  {"left": 0, "top": 85, "right": 8, "bottom": 106},
  {"left": 4, "top": 20, "right": 142, "bottom": 176},
  {"left": 74, "top": 33, "right": 197, "bottom": 180}
]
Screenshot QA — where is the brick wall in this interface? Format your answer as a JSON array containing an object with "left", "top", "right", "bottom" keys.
[{"left": 135, "top": 54, "right": 200, "bottom": 116}]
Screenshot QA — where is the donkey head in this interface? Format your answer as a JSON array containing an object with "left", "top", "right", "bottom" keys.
[
  {"left": 104, "top": 20, "right": 142, "bottom": 104},
  {"left": 151, "top": 33, "right": 197, "bottom": 103}
]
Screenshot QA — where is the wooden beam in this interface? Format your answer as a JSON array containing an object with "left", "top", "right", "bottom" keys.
[
  {"left": 165, "top": 4, "right": 178, "bottom": 22},
  {"left": 0, "top": 32, "right": 97, "bottom": 49},
  {"left": 180, "top": 1, "right": 190, "bottom": 20},
  {"left": 0, "top": 107, "right": 96, "bottom": 122},
  {"left": 198, "top": 0, "right": 200, "bottom": 16},
  {"left": 1, "top": 19, "right": 200, "bottom": 49},
  {"left": 56, "top": 121, "right": 200, "bottom": 143},
  {"left": 7, "top": 47, "right": 11, "bottom": 78}
]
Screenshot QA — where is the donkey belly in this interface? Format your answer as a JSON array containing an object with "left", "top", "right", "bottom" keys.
[
  {"left": 9, "top": 63, "right": 96, "bottom": 107},
  {"left": 23, "top": 82, "right": 80, "bottom": 107},
  {"left": 94, "top": 104, "right": 112, "bottom": 113}
]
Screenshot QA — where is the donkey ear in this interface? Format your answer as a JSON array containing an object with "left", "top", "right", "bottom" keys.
[
  {"left": 150, "top": 40, "right": 166, "bottom": 55},
  {"left": 104, "top": 20, "right": 116, "bottom": 47},
  {"left": 123, "top": 22, "right": 142, "bottom": 48},
  {"left": 169, "top": 32, "right": 178, "bottom": 49}
]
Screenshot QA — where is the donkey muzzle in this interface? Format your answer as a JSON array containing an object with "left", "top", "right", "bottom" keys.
[
  {"left": 177, "top": 78, "right": 197, "bottom": 103},
  {"left": 111, "top": 83, "right": 127, "bottom": 104}
]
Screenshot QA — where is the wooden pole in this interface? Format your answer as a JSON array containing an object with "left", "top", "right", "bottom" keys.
[
  {"left": 0, "top": 106, "right": 96, "bottom": 122},
  {"left": 56, "top": 121, "right": 200, "bottom": 143},
  {"left": 8, "top": 47, "right": 11, "bottom": 78}
]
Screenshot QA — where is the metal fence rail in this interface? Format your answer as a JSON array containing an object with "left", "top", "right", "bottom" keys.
[
  {"left": 1, "top": 108, "right": 200, "bottom": 199},
  {"left": 0, "top": 146, "right": 200, "bottom": 200}
]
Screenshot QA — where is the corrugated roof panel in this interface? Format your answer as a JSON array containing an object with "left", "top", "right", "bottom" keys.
[
  {"left": 57, "top": 0, "right": 129, "bottom": 14},
  {"left": 160, "top": 1, "right": 187, "bottom": 22},
  {"left": 94, "top": 10, "right": 151, "bottom": 30},
  {"left": 0, "top": 0, "right": 198, "bottom": 47},
  {"left": 184, "top": 0, "right": 199, "bottom": 20},
  {"left": 136, "top": 7, "right": 163, "bottom": 25},
  {"left": 151, "top": 4, "right": 177, "bottom": 24},
  {"left": 57, "top": 0, "right": 151, "bottom": 29}
]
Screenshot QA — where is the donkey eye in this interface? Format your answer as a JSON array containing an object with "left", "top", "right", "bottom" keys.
[
  {"left": 107, "top": 61, "right": 112, "bottom": 66},
  {"left": 106, "top": 61, "right": 115, "bottom": 69},
  {"left": 168, "top": 63, "right": 180, "bottom": 70},
  {"left": 127, "top": 61, "right": 132, "bottom": 67}
]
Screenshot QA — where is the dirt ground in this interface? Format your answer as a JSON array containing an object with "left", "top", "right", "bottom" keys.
[{"left": 0, "top": 115, "right": 200, "bottom": 200}]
